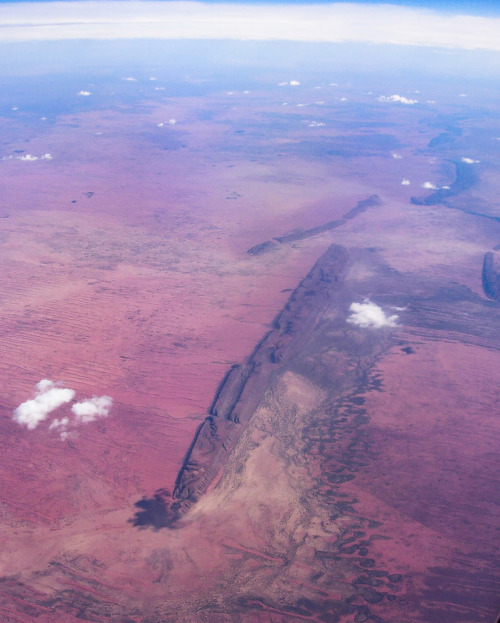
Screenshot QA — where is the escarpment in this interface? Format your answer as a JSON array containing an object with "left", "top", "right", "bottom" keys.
[
  {"left": 167, "top": 244, "right": 349, "bottom": 521},
  {"left": 482, "top": 252, "right": 500, "bottom": 301}
]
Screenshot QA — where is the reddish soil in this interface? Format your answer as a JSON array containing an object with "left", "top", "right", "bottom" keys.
[{"left": 0, "top": 73, "right": 499, "bottom": 621}]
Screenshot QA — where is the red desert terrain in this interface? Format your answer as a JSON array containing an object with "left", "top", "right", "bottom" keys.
[{"left": 0, "top": 68, "right": 499, "bottom": 622}]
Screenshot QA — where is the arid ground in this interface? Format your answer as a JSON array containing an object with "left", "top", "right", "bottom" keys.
[{"left": 0, "top": 43, "right": 499, "bottom": 622}]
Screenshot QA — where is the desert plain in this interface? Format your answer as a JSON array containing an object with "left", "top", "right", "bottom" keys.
[{"left": 0, "top": 41, "right": 499, "bottom": 622}]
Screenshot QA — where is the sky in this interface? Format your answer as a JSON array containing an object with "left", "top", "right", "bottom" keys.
[
  {"left": 0, "top": 0, "right": 498, "bottom": 9},
  {"left": 0, "top": 1, "right": 500, "bottom": 50}
]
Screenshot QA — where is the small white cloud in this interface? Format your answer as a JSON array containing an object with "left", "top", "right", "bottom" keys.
[
  {"left": 442, "top": 185, "right": 450, "bottom": 189},
  {"left": 11, "top": 106, "right": 18, "bottom": 111},
  {"left": 72, "top": 395, "right": 113, "bottom": 424},
  {"left": 41, "top": 153, "right": 52, "bottom": 160},
  {"left": 168, "top": 118, "right": 176, "bottom": 125},
  {"left": 77, "top": 90, "right": 91, "bottom": 96},
  {"left": 307, "top": 121, "right": 325, "bottom": 127},
  {"left": 401, "top": 179, "right": 410, "bottom": 185},
  {"left": 340, "top": 97, "right": 347, "bottom": 101},
  {"left": 378, "top": 94, "right": 418, "bottom": 105},
  {"left": 426, "top": 100, "right": 436, "bottom": 104},
  {"left": 347, "top": 300, "right": 399, "bottom": 329},
  {"left": 13, "top": 380, "right": 75, "bottom": 430},
  {"left": 329, "top": 83, "right": 338, "bottom": 86},
  {"left": 459, "top": 93, "right": 467, "bottom": 97},
  {"left": 154, "top": 86, "right": 165, "bottom": 91},
  {"left": 49, "top": 416, "right": 71, "bottom": 440},
  {"left": 392, "top": 153, "right": 402, "bottom": 159},
  {"left": 123, "top": 77, "right": 137, "bottom": 82},
  {"left": 149, "top": 76, "right": 157, "bottom": 81},
  {"left": 461, "top": 157, "right": 479, "bottom": 164},
  {"left": 278, "top": 81, "right": 288, "bottom": 86},
  {"left": 289, "top": 80, "right": 300, "bottom": 86},
  {"left": 157, "top": 122, "right": 164, "bottom": 127},
  {"left": 18, "top": 154, "right": 38, "bottom": 161},
  {"left": 49, "top": 416, "right": 69, "bottom": 431},
  {"left": 226, "top": 91, "right": 234, "bottom": 95},
  {"left": 422, "top": 181, "right": 437, "bottom": 189}
]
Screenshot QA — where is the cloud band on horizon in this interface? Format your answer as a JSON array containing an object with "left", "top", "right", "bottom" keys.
[{"left": 0, "top": 2, "right": 500, "bottom": 50}]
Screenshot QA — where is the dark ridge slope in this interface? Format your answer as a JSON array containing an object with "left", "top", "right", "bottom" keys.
[
  {"left": 482, "top": 252, "right": 500, "bottom": 300},
  {"left": 411, "top": 159, "right": 477, "bottom": 206},
  {"left": 135, "top": 244, "right": 349, "bottom": 527},
  {"left": 247, "top": 195, "right": 380, "bottom": 255}
]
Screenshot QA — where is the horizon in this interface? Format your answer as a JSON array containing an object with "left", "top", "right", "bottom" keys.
[{"left": 0, "top": 1, "right": 500, "bottom": 50}]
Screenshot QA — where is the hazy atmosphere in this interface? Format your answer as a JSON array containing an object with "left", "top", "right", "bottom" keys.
[{"left": 0, "top": 2, "right": 499, "bottom": 622}]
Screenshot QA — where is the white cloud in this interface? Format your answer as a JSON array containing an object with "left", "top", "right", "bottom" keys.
[
  {"left": 401, "top": 179, "right": 410, "bottom": 185},
  {"left": 422, "top": 181, "right": 437, "bottom": 189},
  {"left": 347, "top": 300, "right": 399, "bottom": 329},
  {"left": 14, "top": 153, "right": 52, "bottom": 162},
  {"left": 0, "top": 3, "right": 499, "bottom": 51},
  {"left": 13, "top": 380, "right": 114, "bottom": 437},
  {"left": 378, "top": 94, "right": 418, "bottom": 105},
  {"left": 168, "top": 118, "right": 176, "bottom": 125},
  {"left": 72, "top": 395, "right": 113, "bottom": 424},
  {"left": 289, "top": 80, "right": 300, "bottom": 86},
  {"left": 13, "top": 380, "right": 75, "bottom": 430},
  {"left": 49, "top": 416, "right": 71, "bottom": 439},
  {"left": 36, "top": 379, "right": 54, "bottom": 392},
  {"left": 392, "top": 153, "right": 402, "bottom": 159},
  {"left": 461, "top": 156, "right": 479, "bottom": 163},
  {"left": 123, "top": 76, "right": 137, "bottom": 81},
  {"left": 49, "top": 416, "right": 69, "bottom": 430},
  {"left": 77, "top": 90, "right": 91, "bottom": 96}
]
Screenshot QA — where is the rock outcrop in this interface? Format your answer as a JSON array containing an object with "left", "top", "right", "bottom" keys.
[
  {"left": 168, "top": 244, "right": 349, "bottom": 521},
  {"left": 246, "top": 195, "right": 380, "bottom": 255},
  {"left": 482, "top": 252, "right": 500, "bottom": 300}
]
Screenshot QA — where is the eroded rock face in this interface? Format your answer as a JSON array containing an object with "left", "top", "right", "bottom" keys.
[
  {"left": 482, "top": 252, "right": 500, "bottom": 300},
  {"left": 154, "top": 245, "right": 350, "bottom": 523}
]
